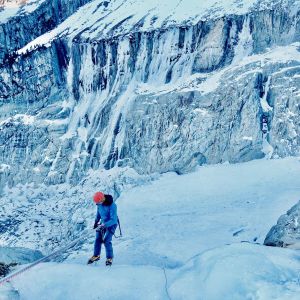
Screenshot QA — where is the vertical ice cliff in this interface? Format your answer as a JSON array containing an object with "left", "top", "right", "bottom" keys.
[{"left": 0, "top": 0, "right": 300, "bottom": 188}]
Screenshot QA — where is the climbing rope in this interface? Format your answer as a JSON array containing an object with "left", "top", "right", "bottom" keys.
[
  {"left": 162, "top": 267, "right": 172, "bottom": 300},
  {"left": 0, "top": 229, "right": 90, "bottom": 286}
]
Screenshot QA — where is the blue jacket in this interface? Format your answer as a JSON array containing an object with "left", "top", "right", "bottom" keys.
[{"left": 95, "top": 195, "right": 118, "bottom": 228}]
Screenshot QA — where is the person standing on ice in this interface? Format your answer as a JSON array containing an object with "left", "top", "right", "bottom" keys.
[{"left": 88, "top": 192, "right": 118, "bottom": 266}]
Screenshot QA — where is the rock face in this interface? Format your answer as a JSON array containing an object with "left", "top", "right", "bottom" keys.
[
  {"left": 264, "top": 201, "right": 300, "bottom": 248},
  {"left": 0, "top": 0, "right": 93, "bottom": 63},
  {"left": 0, "top": 261, "right": 10, "bottom": 276},
  {"left": 0, "top": 0, "right": 300, "bottom": 188}
]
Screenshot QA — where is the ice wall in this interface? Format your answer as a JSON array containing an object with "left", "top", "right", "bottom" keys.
[{"left": 0, "top": 1, "right": 300, "bottom": 187}]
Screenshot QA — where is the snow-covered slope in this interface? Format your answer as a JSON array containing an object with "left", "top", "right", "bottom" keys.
[
  {"left": 0, "top": 1, "right": 46, "bottom": 24},
  {"left": 4, "top": 244, "right": 300, "bottom": 300},
  {"left": 0, "top": 0, "right": 93, "bottom": 63},
  {"left": 1, "top": 0, "right": 300, "bottom": 188},
  {"left": 2, "top": 157, "right": 300, "bottom": 254},
  {"left": 10, "top": 0, "right": 300, "bottom": 49},
  {"left": 1, "top": 157, "right": 300, "bottom": 299}
]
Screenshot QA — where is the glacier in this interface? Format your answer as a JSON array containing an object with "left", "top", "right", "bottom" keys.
[
  {"left": 1, "top": 0, "right": 300, "bottom": 189},
  {"left": 1, "top": 0, "right": 300, "bottom": 298}
]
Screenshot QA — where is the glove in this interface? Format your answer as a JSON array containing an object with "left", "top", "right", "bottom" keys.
[
  {"left": 98, "top": 223, "right": 105, "bottom": 229},
  {"left": 93, "top": 222, "right": 98, "bottom": 229},
  {"left": 96, "top": 223, "right": 106, "bottom": 232}
]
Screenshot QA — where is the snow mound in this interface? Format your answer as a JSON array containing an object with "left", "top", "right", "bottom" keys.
[
  {"left": 7, "top": 243, "right": 300, "bottom": 300},
  {"left": 169, "top": 243, "right": 300, "bottom": 300},
  {"left": 12, "top": 263, "right": 168, "bottom": 300}
]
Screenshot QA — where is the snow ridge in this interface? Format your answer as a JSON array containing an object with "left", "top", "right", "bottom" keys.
[{"left": 15, "top": 0, "right": 300, "bottom": 54}]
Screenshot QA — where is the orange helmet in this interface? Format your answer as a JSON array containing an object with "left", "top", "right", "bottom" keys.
[{"left": 93, "top": 192, "right": 105, "bottom": 204}]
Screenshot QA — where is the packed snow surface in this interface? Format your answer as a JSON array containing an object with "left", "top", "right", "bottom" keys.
[{"left": 3, "top": 157, "right": 300, "bottom": 299}]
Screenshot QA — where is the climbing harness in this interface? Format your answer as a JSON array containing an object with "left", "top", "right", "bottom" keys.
[
  {"left": 96, "top": 224, "right": 107, "bottom": 240},
  {"left": 97, "top": 217, "right": 122, "bottom": 239}
]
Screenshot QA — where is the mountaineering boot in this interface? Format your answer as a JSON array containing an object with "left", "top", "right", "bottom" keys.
[
  {"left": 105, "top": 258, "right": 113, "bottom": 266},
  {"left": 87, "top": 255, "right": 100, "bottom": 264}
]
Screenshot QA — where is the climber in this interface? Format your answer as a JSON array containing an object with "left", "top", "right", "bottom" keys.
[
  {"left": 84, "top": 113, "right": 90, "bottom": 125},
  {"left": 261, "top": 114, "right": 268, "bottom": 134},
  {"left": 262, "top": 122, "right": 268, "bottom": 134},
  {"left": 262, "top": 114, "right": 268, "bottom": 124},
  {"left": 88, "top": 192, "right": 118, "bottom": 266}
]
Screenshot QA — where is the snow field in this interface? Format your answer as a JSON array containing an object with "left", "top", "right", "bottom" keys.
[{"left": 7, "top": 157, "right": 300, "bottom": 299}]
